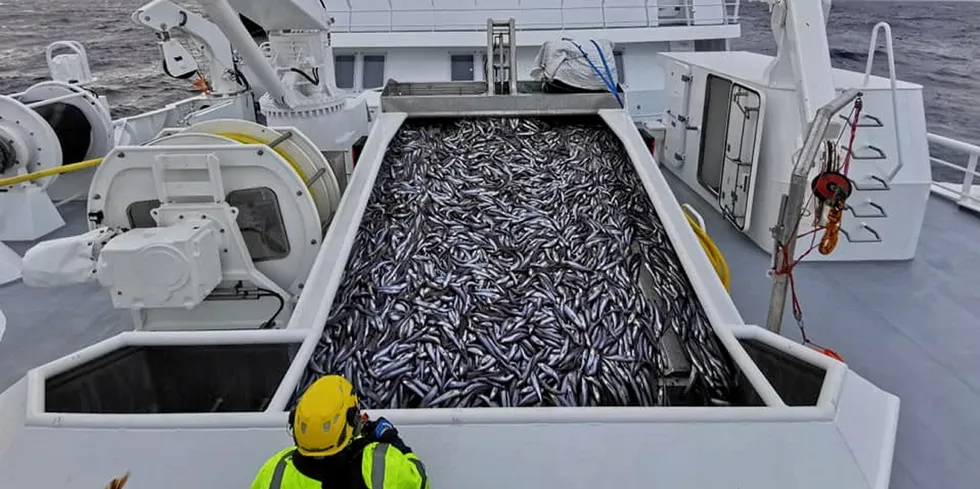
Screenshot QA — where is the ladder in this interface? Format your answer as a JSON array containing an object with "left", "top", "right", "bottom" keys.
[{"left": 486, "top": 18, "right": 517, "bottom": 96}]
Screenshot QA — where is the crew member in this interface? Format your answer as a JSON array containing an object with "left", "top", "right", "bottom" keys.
[{"left": 251, "top": 375, "right": 429, "bottom": 489}]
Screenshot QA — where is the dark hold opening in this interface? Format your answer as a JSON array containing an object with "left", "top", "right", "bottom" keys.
[
  {"left": 45, "top": 343, "right": 299, "bottom": 414},
  {"left": 733, "top": 339, "right": 827, "bottom": 406},
  {"left": 30, "top": 102, "right": 92, "bottom": 165}
]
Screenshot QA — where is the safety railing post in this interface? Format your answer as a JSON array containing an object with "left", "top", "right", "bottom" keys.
[{"left": 961, "top": 153, "right": 980, "bottom": 204}]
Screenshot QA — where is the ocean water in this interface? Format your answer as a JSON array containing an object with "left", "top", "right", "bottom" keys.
[{"left": 0, "top": 1, "right": 977, "bottom": 177}]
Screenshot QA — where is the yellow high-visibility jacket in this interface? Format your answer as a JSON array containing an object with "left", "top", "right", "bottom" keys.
[{"left": 251, "top": 442, "right": 429, "bottom": 489}]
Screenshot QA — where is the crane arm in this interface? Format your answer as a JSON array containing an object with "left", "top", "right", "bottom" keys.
[
  {"left": 132, "top": 0, "right": 244, "bottom": 95},
  {"left": 759, "top": 0, "right": 835, "bottom": 126}
]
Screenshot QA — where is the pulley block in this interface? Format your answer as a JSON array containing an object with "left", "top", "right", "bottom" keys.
[{"left": 811, "top": 171, "right": 852, "bottom": 205}]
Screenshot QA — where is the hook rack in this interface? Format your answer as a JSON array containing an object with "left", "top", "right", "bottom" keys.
[
  {"left": 846, "top": 200, "right": 887, "bottom": 218},
  {"left": 841, "top": 223, "right": 882, "bottom": 243},
  {"left": 853, "top": 175, "right": 890, "bottom": 191},
  {"left": 851, "top": 144, "right": 887, "bottom": 161}
]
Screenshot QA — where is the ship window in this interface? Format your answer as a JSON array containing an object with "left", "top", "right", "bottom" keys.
[
  {"left": 362, "top": 55, "right": 386, "bottom": 89},
  {"left": 126, "top": 199, "right": 161, "bottom": 228},
  {"left": 335, "top": 55, "right": 355, "bottom": 89},
  {"left": 226, "top": 187, "right": 290, "bottom": 262},
  {"left": 614, "top": 50, "right": 624, "bottom": 85},
  {"left": 451, "top": 54, "right": 475, "bottom": 81},
  {"left": 697, "top": 74, "right": 733, "bottom": 195}
]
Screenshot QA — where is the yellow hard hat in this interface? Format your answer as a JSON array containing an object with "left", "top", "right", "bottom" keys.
[{"left": 291, "top": 375, "right": 360, "bottom": 457}]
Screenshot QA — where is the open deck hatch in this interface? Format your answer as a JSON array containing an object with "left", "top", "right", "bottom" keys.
[{"left": 44, "top": 343, "right": 299, "bottom": 414}]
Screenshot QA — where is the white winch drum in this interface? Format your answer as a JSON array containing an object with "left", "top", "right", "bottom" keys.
[
  {"left": 18, "top": 81, "right": 113, "bottom": 165},
  {"left": 87, "top": 132, "right": 322, "bottom": 295},
  {"left": 0, "top": 95, "right": 62, "bottom": 189},
  {"left": 184, "top": 119, "right": 343, "bottom": 222}
]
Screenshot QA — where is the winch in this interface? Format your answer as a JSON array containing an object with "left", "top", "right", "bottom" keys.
[
  {"left": 0, "top": 42, "right": 113, "bottom": 241},
  {"left": 20, "top": 120, "right": 340, "bottom": 331}
]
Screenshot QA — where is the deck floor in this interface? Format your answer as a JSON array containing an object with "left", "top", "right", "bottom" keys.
[{"left": 1, "top": 172, "right": 978, "bottom": 489}]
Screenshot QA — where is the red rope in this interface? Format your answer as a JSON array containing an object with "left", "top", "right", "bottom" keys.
[{"left": 841, "top": 98, "right": 863, "bottom": 175}]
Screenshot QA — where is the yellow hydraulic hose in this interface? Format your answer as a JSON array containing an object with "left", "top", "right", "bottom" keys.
[
  {"left": 683, "top": 207, "right": 731, "bottom": 292},
  {"left": 0, "top": 157, "right": 103, "bottom": 188},
  {"left": 0, "top": 132, "right": 306, "bottom": 189}
]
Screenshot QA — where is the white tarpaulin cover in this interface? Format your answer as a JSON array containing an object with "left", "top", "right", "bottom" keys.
[
  {"left": 530, "top": 39, "right": 618, "bottom": 91},
  {"left": 21, "top": 227, "right": 110, "bottom": 287}
]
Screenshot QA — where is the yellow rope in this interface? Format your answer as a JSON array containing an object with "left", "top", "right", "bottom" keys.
[
  {"left": 0, "top": 157, "right": 103, "bottom": 188},
  {"left": 217, "top": 132, "right": 308, "bottom": 183},
  {"left": 683, "top": 208, "right": 731, "bottom": 292},
  {"left": 0, "top": 131, "right": 307, "bottom": 189}
]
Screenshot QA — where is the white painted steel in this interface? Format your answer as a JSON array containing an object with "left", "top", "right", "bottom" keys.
[
  {"left": 197, "top": 0, "right": 289, "bottom": 105},
  {"left": 658, "top": 51, "right": 933, "bottom": 261},
  {"left": 0, "top": 348, "right": 898, "bottom": 489},
  {"left": 183, "top": 119, "right": 343, "bottom": 222},
  {"left": 89, "top": 138, "right": 320, "bottom": 296},
  {"left": 18, "top": 81, "right": 114, "bottom": 202},
  {"left": 23, "top": 329, "right": 306, "bottom": 427},
  {"left": 0, "top": 95, "right": 62, "bottom": 190},
  {"left": 326, "top": 0, "right": 741, "bottom": 33},
  {"left": 0, "top": 187, "right": 65, "bottom": 242},
  {"left": 111, "top": 94, "right": 254, "bottom": 147},
  {"left": 133, "top": 0, "right": 246, "bottom": 96},
  {"left": 45, "top": 41, "right": 95, "bottom": 86},
  {"left": 0, "top": 244, "right": 21, "bottom": 286}
]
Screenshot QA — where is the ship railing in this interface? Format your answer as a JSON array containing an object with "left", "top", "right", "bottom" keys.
[
  {"left": 928, "top": 133, "right": 980, "bottom": 212},
  {"left": 326, "top": 1, "right": 741, "bottom": 33}
]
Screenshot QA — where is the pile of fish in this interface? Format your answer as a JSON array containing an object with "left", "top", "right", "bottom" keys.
[{"left": 297, "top": 117, "right": 734, "bottom": 408}]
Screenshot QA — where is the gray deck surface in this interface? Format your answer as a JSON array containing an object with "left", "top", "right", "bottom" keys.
[{"left": 1, "top": 172, "right": 978, "bottom": 489}]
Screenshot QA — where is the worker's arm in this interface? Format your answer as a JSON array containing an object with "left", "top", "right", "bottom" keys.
[
  {"left": 361, "top": 442, "right": 430, "bottom": 489},
  {"left": 361, "top": 418, "right": 429, "bottom": 489}
]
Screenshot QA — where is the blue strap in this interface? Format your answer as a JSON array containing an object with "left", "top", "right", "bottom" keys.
[{"left": 566, "top": 39, "right": 623, "bottom": 107}]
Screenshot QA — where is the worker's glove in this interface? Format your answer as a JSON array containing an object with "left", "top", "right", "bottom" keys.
[
  {"left": 363, "top": 417, "right": 412, "bottom": 454},
  {"left": 366, "top": 417, "right": 396, "bottom": 440}
]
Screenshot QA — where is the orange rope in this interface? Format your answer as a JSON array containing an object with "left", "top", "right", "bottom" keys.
[{"left": 818, "top": 205, "right": 843, "bottom": 255}]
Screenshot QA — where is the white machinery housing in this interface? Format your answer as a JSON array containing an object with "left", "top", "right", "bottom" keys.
[
  {"left": 0, "top": 43, "right": 114, "bottom": 241},
  {"left": 21, "top": 120, "right": 341, "bottom": 331},
  {"left": 657, "top": 50, "right": 930, "bottom": 261}
]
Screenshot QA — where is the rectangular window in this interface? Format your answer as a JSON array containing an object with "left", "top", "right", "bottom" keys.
[
  {"left": 697, "top": 74, "right": 734, "bottom": 195},
  {"left": 334, "top": 55, "right": 356, "bottom": 89},
  {"left": 450, "top": 54, "right": 475, "bottom": 81},
  {"left": 613, "top": 51, "right": 624, "bottom": 85},
  {"left": 362, "top": 55, "right": 386, "bottom": 89}
]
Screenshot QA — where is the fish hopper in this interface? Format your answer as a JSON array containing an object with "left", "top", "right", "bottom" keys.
[{"left": 0, "top": 81, "right": 898, "bottom": 489}]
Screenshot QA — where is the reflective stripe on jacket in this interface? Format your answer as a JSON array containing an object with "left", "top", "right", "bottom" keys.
[{"left": 251, "top": 443, "right": 429, "bottom": 489}]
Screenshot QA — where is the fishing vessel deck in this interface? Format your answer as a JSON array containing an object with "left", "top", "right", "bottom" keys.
[{"left": 1, "top": 167, "right": 977, "bottom": 489}]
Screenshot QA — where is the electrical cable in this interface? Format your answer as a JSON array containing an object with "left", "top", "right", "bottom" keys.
[
  {"left": 256, "top": 287, "right": 286, "bottom": 329},
  {"left": 289, "top": 67, "right": 320, "bottom": 86}
]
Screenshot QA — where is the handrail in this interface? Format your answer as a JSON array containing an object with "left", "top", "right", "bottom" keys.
[
  {"left": 326, "top": 1, "right": 741, "bottom": 31},
  {"left": 928, "top": 132, "right": 980, "bottom": 207},
  {"left": 863, "top": 22, "right": 904, "bottom": 182},
  {"left": 765, "top": 89, "right": 862, "bottom": 334}
]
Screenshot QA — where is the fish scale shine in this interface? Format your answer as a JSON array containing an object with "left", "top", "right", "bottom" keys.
[{"left": 294, "top": 117, "right": 734, "bottom": 409}]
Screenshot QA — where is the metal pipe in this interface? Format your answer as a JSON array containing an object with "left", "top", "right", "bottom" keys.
[
  {"left": 508, "top": 18, "right": 517, "bottom": 96},
  {"left": 862, "top": 22, "right": 904, "bottom": 181},
  {"left": 765, "top": 89, "right": 861, "bottom": 334},
  {"left": 24, "top": 91, "right": 85, "bottom": 108},
  {"left": 195, "top": 0, "right": 289, "bottom": 107}
]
